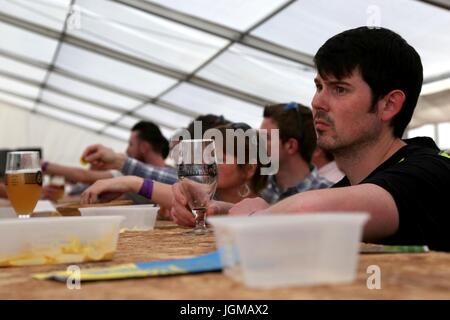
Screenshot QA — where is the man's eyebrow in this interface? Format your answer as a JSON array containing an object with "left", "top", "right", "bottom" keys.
[
  {"left": 315, "top": 78, "right": 352, "bottom": 86},
  {"left": 327, "top": 80, "right": 352, "bottom": 86}
]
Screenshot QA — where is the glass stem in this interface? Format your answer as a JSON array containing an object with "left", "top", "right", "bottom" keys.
[{"left": 192, "top": 209, "right": 207, "bottom": 232}]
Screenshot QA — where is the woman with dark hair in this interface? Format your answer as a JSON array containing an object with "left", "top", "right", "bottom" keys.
[{"left": 80, "top": 123, "right": 268, "bottom": 215}]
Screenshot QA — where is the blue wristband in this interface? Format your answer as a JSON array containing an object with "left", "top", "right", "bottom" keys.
[{"left": 138, "top": 179, "right": 154, "bottom": 199}]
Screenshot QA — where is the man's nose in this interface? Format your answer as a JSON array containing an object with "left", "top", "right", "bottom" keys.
[{"left": 312, "top": 90, "right": 329, "bottom": 112}]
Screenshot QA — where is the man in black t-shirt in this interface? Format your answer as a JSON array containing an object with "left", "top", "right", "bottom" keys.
[
  {"left": 219, "top": 27, "right": 450, "bottom": 251},
  {"left": 332, "top": 136, "right": 450, "bottom": 251}
]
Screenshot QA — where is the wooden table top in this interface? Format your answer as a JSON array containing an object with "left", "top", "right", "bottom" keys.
[{"left": 1, "top": 221, "right": 449, "bottom": 300}]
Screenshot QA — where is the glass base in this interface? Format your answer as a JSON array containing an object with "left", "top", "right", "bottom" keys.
[
  {"left": 189, "top": 208, "right": 210, "bottom": 235},
  {"left": 17, "top": 214, "right": 31, "bottom": 219},
  {"left": 185, "top": 226, "right": 211, "bottom": 235}
]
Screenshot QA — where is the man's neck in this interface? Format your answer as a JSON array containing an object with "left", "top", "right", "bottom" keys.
[
  {"left": 335, "top": 133, "right": 406, "bottom": 185},
  {"left": 275, "top": 156, "right": 311, "bottom": 191},
  {"left": 143, "top": 154, "right": 166, "bottom": 168}
]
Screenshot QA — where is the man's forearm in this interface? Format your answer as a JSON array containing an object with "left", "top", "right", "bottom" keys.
[
  {"left": 47, "top": 163, "right": 112, "bottom": 184},
  {"left": 113, "top": 153, "right": 127, "bottom": 171}
]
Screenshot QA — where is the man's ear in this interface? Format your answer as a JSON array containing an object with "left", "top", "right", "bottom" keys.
[
  {"left": 284, "top": 138, "right": 299, "bottom": 155},
  {"left": 139, "top": 140, "right": 151, "bottom": 154},
  {"left": 379, "top": 90, "right": 406, "bottom": 122}
]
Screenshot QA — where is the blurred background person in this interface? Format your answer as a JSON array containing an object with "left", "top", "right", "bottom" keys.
[
  {"left": 80, "top": 123, "right": 268, "bottom": 224},
  {"left": 41, "top": 121, "right": 169, "bottom": 201},
  {"left": 81, "top": 114, "right": 231, "bottom": 185},
  {"left": 259, "top": 102, "right": 332, "bottom": 204}
]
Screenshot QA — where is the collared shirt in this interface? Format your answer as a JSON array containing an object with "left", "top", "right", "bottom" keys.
[
  {"left": 317, "top": 161, "right": 344, "bottom": 184},
  {"left": 121, "top": 158, "right": 178, "bottom": 185},
  {"left": 260, "top": 166, "right": 333, "bottom": 204}
]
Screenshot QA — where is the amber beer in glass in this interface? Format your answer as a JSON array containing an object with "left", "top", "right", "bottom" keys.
[{"left": 5, "top": 151, "right": 42, "bottom": 218}]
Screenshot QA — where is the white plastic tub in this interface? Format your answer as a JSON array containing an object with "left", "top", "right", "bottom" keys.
[
  {"left": 208, "top": 213, "right": 369, "bottom": 288},
  {"left": 0, "top": 216, "right": 124, "bottom": 267},
  {"left": 79, "top": 205, "right": 158, "bottom": 231}
]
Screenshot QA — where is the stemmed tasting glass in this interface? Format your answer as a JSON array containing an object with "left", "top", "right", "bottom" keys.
[{"left": 177, "top": 139, "right": 218, "bottom": 235}]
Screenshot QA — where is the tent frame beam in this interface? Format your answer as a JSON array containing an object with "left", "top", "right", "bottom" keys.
[
  {"left": 112, "top": 0, "right": 315, "bottom": 67},
  {"left": 0, "top": 11, "right": 273, "bottom": 107},
  {"left": 419, "top": 0, "right": 450, "bottom": 10}
]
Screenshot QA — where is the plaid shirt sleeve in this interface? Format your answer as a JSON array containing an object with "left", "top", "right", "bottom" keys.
[
  {"left": 121, "top": 158, "right": 178, "bottom": 185},
  {"left": 259, "top": 178, "right": 279, "bottom": 204},
  {"left": 260, "top": 167, "right": 333, "bottom": 204}
]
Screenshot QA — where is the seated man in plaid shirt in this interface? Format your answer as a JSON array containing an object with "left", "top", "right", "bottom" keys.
[
  {"left": 259, "top": 102, "right": 333, "bottom": 204},
  {"left": 82, "top": 114, "right": 230, "bottom": 185}
]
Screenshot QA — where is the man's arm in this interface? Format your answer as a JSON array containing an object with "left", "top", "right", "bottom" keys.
[
  {"left": 82, "top": 144, "right": 178, "bottom": 184},
  {"left": 82, "top": 144, "right": 126, "bottom": 170},
  {"left": 45, "top": 162, "right": 113, "bottom": 184},
  {"left": 255, "top": 183, "right": 399, "bottom": 242},
  {"left": 122, "top": 158, "right": 178, "bottom": 185}
]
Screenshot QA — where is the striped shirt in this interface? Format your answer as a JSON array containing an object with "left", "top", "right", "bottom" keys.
[
  {"left": 260, "top": 166, "right": 333, "bottom": 204},
  {"left": 121, "top": 158, "right": 178, "bottom": 185}
]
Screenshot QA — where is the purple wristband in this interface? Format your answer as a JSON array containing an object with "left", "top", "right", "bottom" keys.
[
  {"left": 138, "top": 179, "right": 154, "bottom": 199},
  {"left": 41, "top": 161, "right": 49, "bottom": 172}
]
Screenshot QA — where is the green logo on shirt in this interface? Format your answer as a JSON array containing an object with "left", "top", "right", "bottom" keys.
[{"left": 439, "top": 151, "right": 450, "bottom": 159}]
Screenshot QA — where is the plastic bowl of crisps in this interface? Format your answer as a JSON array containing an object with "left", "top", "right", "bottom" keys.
[{"left": 0, "top": 216, "right": 124, "bottom": 267}]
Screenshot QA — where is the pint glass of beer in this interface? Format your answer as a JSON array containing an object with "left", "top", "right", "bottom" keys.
[{"left": 5, "top": 151, "right": 42, "bottom": 218}]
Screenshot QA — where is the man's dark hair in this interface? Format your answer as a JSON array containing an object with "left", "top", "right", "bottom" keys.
[
  {"left": 314, "top": 26, "right": 423, "bottom": 138},
  {"left": 263, "top": 103, "right": 316, "bottom": 163},
  {"left": 132, "top": 121, "right": 169, "bottom": 159},
  {"left": 186, "top": 114, "right": 231, "bottom": 137}
]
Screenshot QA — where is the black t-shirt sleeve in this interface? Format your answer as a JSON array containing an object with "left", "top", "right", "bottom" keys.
[{"left": 362, "top": 153, "right": 450, "bottom": 250}]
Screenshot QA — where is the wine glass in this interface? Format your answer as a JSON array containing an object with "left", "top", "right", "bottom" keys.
[
  {"left": 177, "top": 139, "right": 218, "bottom": 235},
  {"left": 5, "top": 151, "right": 42, "bottom": 218}
]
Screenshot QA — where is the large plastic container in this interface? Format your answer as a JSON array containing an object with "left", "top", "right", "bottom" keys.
[
  {"left": 208, "top": 213, "right": 369, "bottom": 288},
  {"left": 79, "top": 205, "right": 158, "bottom": 231},
  {"left": 0, "top": 216, "right": 124, "bottom": 267}
]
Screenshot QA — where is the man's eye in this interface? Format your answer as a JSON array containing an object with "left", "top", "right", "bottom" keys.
[{"left": 333, "top": 86, "right": 347, "bottom": 95}]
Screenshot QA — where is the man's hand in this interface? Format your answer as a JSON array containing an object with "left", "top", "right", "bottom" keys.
[
  {"left": 228, "top": 197, "right": 270, "bottom": 216},
  {"left": 81, "top": 144, "right": 126, "bottom": 170}
]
